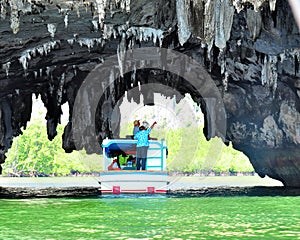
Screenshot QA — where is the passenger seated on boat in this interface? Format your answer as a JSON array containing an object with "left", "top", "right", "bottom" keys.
[
  {"left": 108, "top": 159, "right": 121, "bottom": 171},
  {"left": 118, "top": 154, "right": 129, "bottom": 166},
  {"left": 121, "top": 155, "right": 136, "bottom": 170}
]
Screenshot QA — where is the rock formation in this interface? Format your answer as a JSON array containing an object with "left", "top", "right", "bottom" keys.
[{"left": 0, "top": 0, "right": 300, "bottom": 186}]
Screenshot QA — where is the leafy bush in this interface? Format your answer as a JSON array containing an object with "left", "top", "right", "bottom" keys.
[{"left": 3, "top": 119, "right": 102, "bottom": 176}]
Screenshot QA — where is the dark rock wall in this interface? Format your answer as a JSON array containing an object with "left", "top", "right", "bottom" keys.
[{"left": 0, "top": 0, "right": 300, "bottom": 186}]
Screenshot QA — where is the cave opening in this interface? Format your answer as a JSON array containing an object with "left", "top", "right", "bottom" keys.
[
  {"left": 1, "top": 80, "right": 253, "bottom": 177},
  {"left": 55, "top": 47, "right": 256, "bottom": 176},
  {"left": 84, "top": 64, "right": 254, "bottom": 175},
  {"left": 115, "top": 89, "right": 254, "bottom": 174}
]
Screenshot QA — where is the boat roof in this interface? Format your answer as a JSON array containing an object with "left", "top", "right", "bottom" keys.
[
  {"left": 102, "top": 139, "right": 137, "bottom": 156},
  {"left": 102, "top": 138, "right": 166, "bottom": 157}
]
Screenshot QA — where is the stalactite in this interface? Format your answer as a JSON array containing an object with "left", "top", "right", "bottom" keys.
[
  {"left": 103, "top": 23, "right": 166, "bottom": 49},
  {"left": 269, "top": 0, "right": 277, "bottom": 11},
  {"left": 95, "top": 0, "right": 107, "bottom": 28},
  {"left": 246, "top": 8, "right": 262, "bottom": 40},
  {"left": 57, "top": 4, "right": 69, "bottom": 15},
  {"left": 118, "top": 0, "right": 131, "bottom": 12},
  {"left": 19, "top": 41, "right": 61, "bottom": 72},
  {"left": 203, "top": 0, "right": 215, "bottom": 58},
  {"left": 1, "top": 0, "right": 278, "bottom": 39},
  {"left": 67, "top": 39, "right": 75, "bottom": 46},
  {"left": 176, "top": 0, "right": 191, "bottom": 46},
  {"left": 117, "top": 32, "right": 126, "bottom": 77},
  {"left": 10, "top": 0, "right": 20, "bottom": 34},
  {"left": 218, "top": 49, "right": 226, "bottom": 74},
  {"left": 214, "top": 0, "right": 234, "bottom": 50},
  {"left": 261, "top": 56, "right": 268, "bottom": 86},
  {"left": 175, "top": 0, "right": 273, "bottom": 52},
  {"left": 72, "top": 65, "right": 77, "bottom": 76},
  {"left": 114, "top": 0, "right": 131, "bottom": 12},
  {"left": 189, "top": 0, "right": 205, "bottom": 38},
  {"left": 223, "top": 71, "right": 229, "bottom": 91},
  {"left": 74, "top": 1, "right": 81, "bottom": 18},
  {"left": 64, "top": 14, "right": 68, "bottom": 29},
  {"left": 1, "top": 99, "right": 12, "bottom": 149},
  {"left": 103, "top": 24, "right": 115, "bottom": 39},
  {"left": 2, "top": 62, "right": 10, "bottom": 77},
  {"left": 109, "top": 69, "right": 115, "bottom": 96},
  {"left": 77, "top": 38, "right": 104, "bottom": 51},
  {"left": 261, "top": 55, "right": 278, "bottom": 94},
  {"left": 19, "top": 38, "right": 104, "bottom": 72},
  {"left": 0, "top": 0, "right": 7, "bottom": 20},
  {"left": 47, "top": 24, "right": 57, "bottom": 38},
  {"left": 19, "top": 53, "right": 30, "bottom": 73},
  {"left": 46, "top": 66, "right": 52, "bottom": 80},
  {"left": 131, "top": 63, "right": 136, "bottom": 87},
  {"left": 127, "top": 27, "right": 164, "bottom": 47},
  {"left": 57, "top": 73, "right": 65, "bottom": 107},
  {"left": 125, "top": 0, "right": 131, "bottom": 12},
  {"left": 92, "top": 20, "right": 99, "bottom": 31}
]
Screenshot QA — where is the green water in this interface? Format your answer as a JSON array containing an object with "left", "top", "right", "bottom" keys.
[{"left": 0, "top": 196, "right": 299, "bottom": 239}]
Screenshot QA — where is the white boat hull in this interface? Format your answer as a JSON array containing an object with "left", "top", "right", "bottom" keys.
[{"left": 99, "top": 171, "right": 169, "bottom": 194}]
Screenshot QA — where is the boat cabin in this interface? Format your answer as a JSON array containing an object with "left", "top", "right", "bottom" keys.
[
  {"left": 102, "top": 138, "right": 167, "bottom": 171},
  {"left": 99, "top": 138, "right": 169, "bottom": 194}
]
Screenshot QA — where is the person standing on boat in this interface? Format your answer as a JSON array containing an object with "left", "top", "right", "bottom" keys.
[
  {"left": 133, "top": 120, "right": 140, "bottom": 137},
  {"left": 134, "top": 121, "right": 157, "bottom": 170}
]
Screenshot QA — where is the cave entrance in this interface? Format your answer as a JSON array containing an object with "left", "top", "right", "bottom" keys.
[
  {"left": 2, "top": 92, "right": 253, "bottom": 177},
  {"left": 110, "top": 85, "right": 253, "bottom": 175}
]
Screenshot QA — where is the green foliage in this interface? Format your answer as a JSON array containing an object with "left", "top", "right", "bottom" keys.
[
  {"left": 3, "top": 119, "right": 102, "bottom": 176},
  {"left": 163, "top": 126, "right": 253, "bottom": 173}
]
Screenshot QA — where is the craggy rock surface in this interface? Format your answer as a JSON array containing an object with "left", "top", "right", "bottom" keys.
[
  {"left": 0, "top": 0, "right": 300, "bottom": 186},
  {"left": 168, "top": 186, "right": 300, "bottom": 197},
  {"left": 0, "top": 186, "right": 100, "bottom": 198},
  {"left": 1, "top": 186, "right": 300, "bottom": 198}
]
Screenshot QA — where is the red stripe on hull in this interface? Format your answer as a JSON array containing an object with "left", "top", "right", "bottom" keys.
[{"left": 101, "top": 189, "right": 167, "bottom": 193}]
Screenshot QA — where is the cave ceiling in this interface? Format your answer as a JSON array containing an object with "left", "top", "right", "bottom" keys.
[{"left": 1, "top": 0, "right": 300, "bottom": 186}]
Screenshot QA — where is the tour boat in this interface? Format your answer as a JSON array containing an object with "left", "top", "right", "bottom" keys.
[{"left": 99, "top": 138, "right": 169, "bottom": 194}]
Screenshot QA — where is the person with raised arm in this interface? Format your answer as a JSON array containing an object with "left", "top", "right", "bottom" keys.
[{"left": 134, "top": 121, "right": 157, "bottom": 170}]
